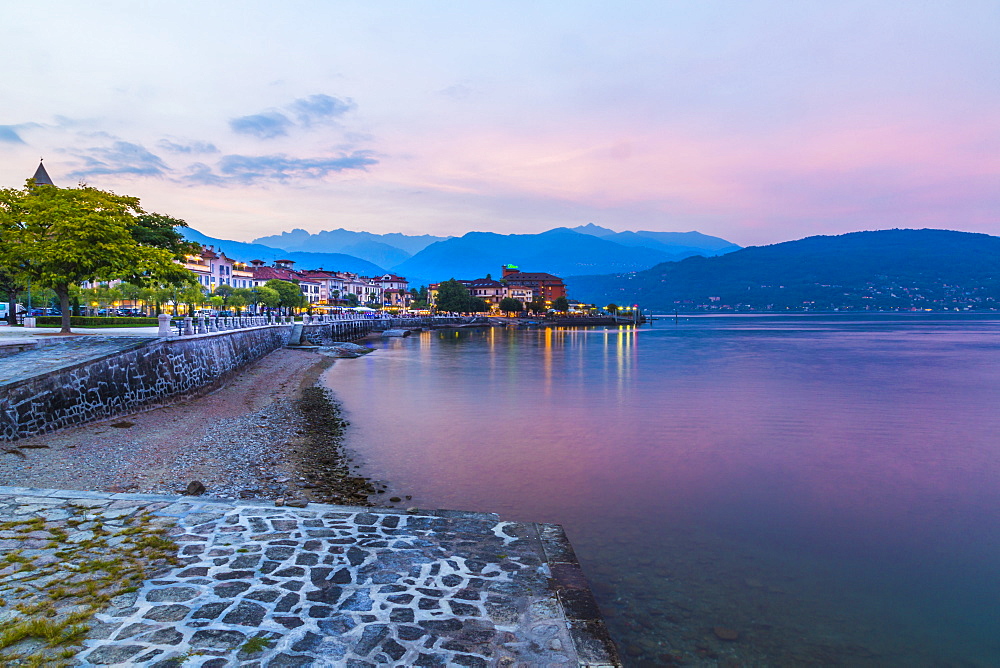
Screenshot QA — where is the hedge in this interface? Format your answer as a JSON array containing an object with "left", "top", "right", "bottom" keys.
[{"left": 35, "top": 316, "right": 159, "bottom": 327}]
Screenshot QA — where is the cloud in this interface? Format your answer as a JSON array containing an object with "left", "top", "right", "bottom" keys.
[
  {"left": 185, "top": 162, "right": 226, "bottom": 186},
  {"left": 185, "top": 151, "right": 378, "bottom": 185},
  {"left": 229, "top": 111, "right": 293, "bottom": 139},
  {"left": 158, "top": 138, "right": 219, "bottom": 154},
  {"left": 438, "top": 83, "right": 475, "bottom": 100},
  {"left": 290, "top": 94, "right": 355, "bottom": 125},
  {"left": 0, "top": 125, "right": 25, "bottom": 144},
  {"left": 68, "top": 141, "right": 170, "bottom": 178}
]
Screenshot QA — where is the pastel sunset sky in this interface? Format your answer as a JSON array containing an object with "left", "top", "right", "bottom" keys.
[{"left": 2, "top": 1, "right": 998, "bottom": 247}]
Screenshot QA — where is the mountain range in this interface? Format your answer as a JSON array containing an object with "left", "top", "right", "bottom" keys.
[
  {"left": 566, "top": 229, "right": 1000, "bottom": 311},
  {"left": 185, "top": 225, "right": 739, "bottom": 286},
  {"left": 181, "top": 228, "right": 386, "bottom": 276}
]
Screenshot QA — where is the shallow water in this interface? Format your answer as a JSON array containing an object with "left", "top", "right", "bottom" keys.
[{"left": 321, "top": 315, "right": 1000, "bottom": 666}]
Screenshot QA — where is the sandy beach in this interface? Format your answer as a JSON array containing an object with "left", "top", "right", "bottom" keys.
[{"left": 0, "top": 347, "right": 378, "bottom": 505}]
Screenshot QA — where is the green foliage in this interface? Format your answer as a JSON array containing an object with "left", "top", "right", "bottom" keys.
[
  {"left": 256, "top": 286, "right": 280, "bottom": 309},
  {"left": 0, "top": 181, "right": 184, "bottom": 332},
  {"left": 553, "top": 296, "right": 569, "bottom": 312},
  {"left": 129, "top": 213, "right": 199, "bottom": 259},
  {"left": 498, "top": 297, "right": 524, "bottom": 315},
  {"left": 435, "top": 279, "right": 487, "bottom": 313},
  {"left": 241, "top": 636, "right": 272, "bottom": 654},
  {"left": 606, "top": 303, "right": 619, "bottom": 315},
  {"left": 526, "top": 299, "right": 547, "bottom": 314},
  {"left": 264, "top": 279, "right": 306, "bottom": 310}
]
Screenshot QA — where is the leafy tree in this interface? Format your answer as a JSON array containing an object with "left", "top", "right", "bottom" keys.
[
  {"left": 231, "top": 287, "right": 254, "bottom": 314},
  {"left": 436, "top": 279, "right": 475, "bottom": 313},
  {"left": 180, "top": 285, "right": 206, "bottom": 315},
  {"left": 526, "top": 300, "right": 547, "bottom": 314},
  {"left": 264, "top": 279, "right": 306, "bottom": 313},
  {"left": 498, "top": 297, "right": 524, "bottom": 315},
  {"left": 256, "top": 286, "right": 280, "bottom": 310},
  {"left": 214, "top": 284, "right": 234, "bottom": 301},
  {"left": 606, "top": 303, "right": 619, "bottom": 315},
  {"left": 553, "top": 296, "right": 569, "bottom": 312},
  {"left": 130, "top": 212, "right": 200, "bottom": 258},
  {"left": 408, "top": 286, "right": 428, "bottom": 310},
  {"left": 0, "top": 181, "right": 181, "bottom": 332},
  {"left": 346, "top": 293, "right": 360, "bottom": 307}
]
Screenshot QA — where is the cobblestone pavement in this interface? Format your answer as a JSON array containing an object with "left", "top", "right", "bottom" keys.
[
  {"left": 0, "top": 487, "right": 620, "bottom": 667},
  {"left": 0, "top": 337, "right": 157, "bottom": 385}
]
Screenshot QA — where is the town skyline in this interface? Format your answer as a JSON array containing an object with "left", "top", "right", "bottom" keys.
[{"left": 3, "top": 2, "right": 999, "bottom": 248}]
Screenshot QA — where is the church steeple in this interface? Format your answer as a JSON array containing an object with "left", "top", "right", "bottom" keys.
[{"left": 31, "top": 159, "right": 55, "bottom": 186}]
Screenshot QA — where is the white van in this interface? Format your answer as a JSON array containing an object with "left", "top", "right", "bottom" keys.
[{"left": 0, "top": 303, "right": 26, "bottom": 323}]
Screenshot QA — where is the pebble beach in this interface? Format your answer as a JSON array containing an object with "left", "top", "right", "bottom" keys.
[{"left": 0, "top": 348, "right": 378, "bottom": 506}]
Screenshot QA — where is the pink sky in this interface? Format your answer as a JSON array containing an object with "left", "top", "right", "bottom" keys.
[{"left": 2, "top": 1, "right": 998, "bottom": 247}]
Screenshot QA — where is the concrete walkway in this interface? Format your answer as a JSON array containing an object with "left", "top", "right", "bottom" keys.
[
  {"left": 0, "top": 487, "right": 620, "bottom": 667},
  {"left": 0, "top": 324, "right": 164, "bottom": 338}
]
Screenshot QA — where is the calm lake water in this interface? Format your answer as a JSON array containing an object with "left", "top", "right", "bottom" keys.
[{"left": 321, "top": 315, "right": 1000, "bottom": 666}]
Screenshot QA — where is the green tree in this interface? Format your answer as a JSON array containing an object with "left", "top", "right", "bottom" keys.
[
  {"left": 256, "top": 286, "right": 280, "bottom": 310},
  {"left": 526, "top": 300, "right": 547, "bottom": 314},
  {"left": 606, "top": 303, "right": 619, "bottom": 315},
  {"left": 231, "top": 287, "right": 254, "bottom": 314},
  {"left": 498, "top": 297, "right": 523, "bottom": 315},
  {"left": 553, "top": 296, "right": 570, "bottom": 312},
  {"left": 408, "top": 286, "right": 429, "bottom": 310},
  {"left": 180, "top": 285, "right": 206, "bottom": 315},
  {"left": 0, "top": 181, "right": 180, "bottom": 333},
  {"left": 436, "top": 279, "right": 475, "bottom": 313},
  {"left": 213, "top": 284, "right": 234, "bottom": 301},
  {"left": 264, "top": 279, "right": 306, "bottom": 313}
]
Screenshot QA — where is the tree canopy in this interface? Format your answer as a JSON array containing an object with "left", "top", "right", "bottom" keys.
[
  {"left": 263, "top": 279, "right": 306, "bottom": 311},
  {"left": 498, "top": 297, "right": 524, "bottom": 315},
  {"left": 0, "top": 181, "right": 184, "bottom": 332},
  {"left": 435, "top": 279, "right": 488, "bottom": 313}
]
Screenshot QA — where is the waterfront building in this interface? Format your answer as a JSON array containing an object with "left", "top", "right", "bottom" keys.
[
  {"left": 427, "top": 277, "right": 534, "bottom": 312},
  {"left": 249, "top": 259, "right": 323, "bottom": 304},
  {"left": 500, "top": 265, "right": 566, "bottom": 305},
  {"left": 184, "top": 247, "right": 255, "bottom": 291}
]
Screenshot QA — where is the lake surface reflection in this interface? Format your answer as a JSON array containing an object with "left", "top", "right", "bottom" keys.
[{"left": 321, "top": 315, "right": 1000, "bottom": 666}]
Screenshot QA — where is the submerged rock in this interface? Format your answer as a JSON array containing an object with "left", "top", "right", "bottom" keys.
[
  {"left": 318, "top": 342, "right": 376, "bottom": 359},
  {"left": 713, "top": 626, "right": 740, "bottom": 641}
]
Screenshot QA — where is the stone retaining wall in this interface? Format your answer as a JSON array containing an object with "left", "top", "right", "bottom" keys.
[
  {"left": 2, "top": 316, "right": 489, "bottom": 442},
  {"left": 0, "top": 326, "right": 289, "bottom": 442}
]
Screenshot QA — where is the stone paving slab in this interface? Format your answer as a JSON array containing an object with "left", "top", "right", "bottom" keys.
[
  {"left": 0, "top": 337, "right": 158, "bottom": 386},
  {"left": 0, "top": 486, "right": 621, "bottom": 667}
]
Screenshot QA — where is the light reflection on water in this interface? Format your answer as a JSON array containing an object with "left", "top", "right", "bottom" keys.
[{"left": 321, "top": 315, "right": 1000, "bottom": 666}]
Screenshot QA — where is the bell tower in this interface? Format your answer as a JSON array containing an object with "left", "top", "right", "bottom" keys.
[{"left": 31, "top": 159, "right": 55, "bottom": 186}]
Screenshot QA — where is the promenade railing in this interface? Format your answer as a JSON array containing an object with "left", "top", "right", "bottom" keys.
[{"left": 162, "top": 313, "right": 481, "bottom": 337}]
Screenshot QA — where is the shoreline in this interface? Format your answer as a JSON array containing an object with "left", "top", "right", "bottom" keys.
[{"left": 0, "top": 348, "right": 382, "bottom": 507}]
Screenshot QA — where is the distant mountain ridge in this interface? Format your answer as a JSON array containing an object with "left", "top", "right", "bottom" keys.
[
  {"left": 570, "top": 224, "right": 740, "bottom": 254},
  {"left": 566, "top": 229, "right": 1000, "bottom": 311},
  {"left": 182, "top": 228, "right": 386, "bottom": 276},
  {"left": 391, "top": 227, "right": 739, "bottom": 286},
  {"left": 252, "top": 228, "right": 449, "bottom": 267},
  {"left": 188, "top": 224, "right": 741, "bottom": 288}
]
